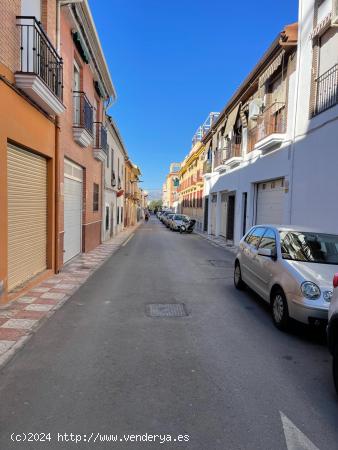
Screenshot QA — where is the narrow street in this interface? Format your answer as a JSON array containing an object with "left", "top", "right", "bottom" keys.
[{"left": 0, "top": 217, "right": 337, "bottom": 449}]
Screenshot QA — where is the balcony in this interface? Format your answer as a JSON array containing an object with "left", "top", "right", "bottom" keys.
[
  {"left": 73, "top": 91, "right": 93, "bottom": 147},
  {"left": 314, "top": 64, "right": 338, "bottom": 116},
  {"left": 248, "top": 102, "right": 286, "bottom": 152},
  {"left": 93, "top": 122, "right": 108, "bottom": 161},
  {"left": 15, "top": 17, "right": 65, "bottom": 115}
]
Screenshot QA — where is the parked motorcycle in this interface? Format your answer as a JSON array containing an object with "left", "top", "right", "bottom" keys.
[{"left": 179, "top": 219, "right": 196, "bottom": 234}]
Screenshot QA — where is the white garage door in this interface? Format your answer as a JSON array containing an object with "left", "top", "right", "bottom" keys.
[
  {"left": 7, "top": 145, "right": 47, "bottom": 291},
  {"left": 64, "top": 160, "right": 83, "bottom": 263},
  {"left": 256, "top": 178, "right": 284, "bottom": 225}
]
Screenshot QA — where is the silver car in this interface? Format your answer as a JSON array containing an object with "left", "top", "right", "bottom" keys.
[
  {"left": 170, "top": 214, "right": 190, "bottom": 231},
  {"left": 328, "top": 273, "right": 338, "bottom": 394},
  {"left": 234, "top": 225, "right": 338, "bottom": 330}
]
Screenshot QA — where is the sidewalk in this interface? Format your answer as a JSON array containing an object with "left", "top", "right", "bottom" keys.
[
  {"left": 0, "top": 224, "right": 140, "bottom": 368},
  {"left": 195, "top": 230, "right": 238, "bottom": 255}
]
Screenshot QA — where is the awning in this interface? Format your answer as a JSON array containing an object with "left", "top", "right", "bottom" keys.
[
  {"left": 72, "top": 32, "right": 90, "bottom": 64},
  {"left": 224, "top": 104, "right": 240, "bottom": 136},
  {"left": 117, "top": 190, "right": 124, "bottom": 197},
  {"left": 94, "top": 80, "right": 106, "bottom": 98},
  {"left": 259, "top": 50, "right": 285, "bottom": 87}
]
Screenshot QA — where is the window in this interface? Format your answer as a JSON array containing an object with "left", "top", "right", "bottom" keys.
[
  {"left": 259, "top": 228, "right": 276, "bottom": 251},
  {"left": 280, "top": 231, "right": 338, "bottom": 264},
  {"left": 246, "top": 227, "right": 266, "bottom": 248},
  {"left": 93, "top": 183, "right": 99, "bottom": 212}
]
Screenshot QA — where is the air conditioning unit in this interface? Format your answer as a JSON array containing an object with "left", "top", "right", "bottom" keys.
[
  {"left": 332, "top": 0, "right": 338, "bottom": 26},
  {"left": 248, "top": 98, "right": 264, "bottom": 120}
]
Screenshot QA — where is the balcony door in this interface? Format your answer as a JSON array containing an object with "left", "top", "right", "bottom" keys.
[{"left": 73, "top": 62, "right": 81, "bottom": 126}]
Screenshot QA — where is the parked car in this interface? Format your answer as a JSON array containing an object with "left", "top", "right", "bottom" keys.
[
  {"left": 234, "top": 226, "right": 337, "bottom": 330},
  {"left": 164, "top": 214, "right": 175, "bottom": 228},
  {"left": 160, "top": 211, "right": 170, "bottom": 223},
  {"left": 328, "top": 273, "right": 338, "bottom": 394},
  {"left": 169, "top": 214, "right": 190, "bottom": 231}
]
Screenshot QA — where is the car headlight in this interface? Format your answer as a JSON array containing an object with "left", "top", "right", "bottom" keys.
[
  {"left": 323, "top": 290, "right": 333, "bottom": 302},
  {"left": 301, "top": 282, "right": 321, "bottom": 300}
]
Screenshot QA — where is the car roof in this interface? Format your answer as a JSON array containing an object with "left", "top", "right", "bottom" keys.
[{"left": 251, "top": 225, "right": 338, "bottom": 234}]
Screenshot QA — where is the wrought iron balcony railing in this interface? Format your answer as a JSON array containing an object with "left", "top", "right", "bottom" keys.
[
  {"left": 314, "top": 64, "right": 338, "bottom": 116},
  {"left": 248, "top": 102, "right": 286, "bottom": 151},
  {"left": 93, "top": 122, "right": 108, "bottom": 155},
  {"left": 17, "top": 16, "right": 63, "bottom": 100},
  {"left": 73, "top": 91, "right": 93, "bottom": 136}
]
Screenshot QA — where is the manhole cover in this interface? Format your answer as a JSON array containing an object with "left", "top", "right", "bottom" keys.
[
  {"left": 146, "top": 303, "right": 188, "bottom": 318},
  {"left": 208, "top": 260, "right": 228, "bottom": 267}
]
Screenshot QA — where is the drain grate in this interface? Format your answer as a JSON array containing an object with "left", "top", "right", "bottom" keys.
[{"left": 146, "top": 303, "right": 188, "bottom": 318}]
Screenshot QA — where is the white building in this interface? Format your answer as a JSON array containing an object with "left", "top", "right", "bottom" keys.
[
  {"left": 291, "top": 0, "right": 338, "bottom": 228},
  {"left": 203, "top": 23, "right": 298, "bottom": 244},
  {"left": 103, "top": 116, "right": 127, "bottom": 241}
]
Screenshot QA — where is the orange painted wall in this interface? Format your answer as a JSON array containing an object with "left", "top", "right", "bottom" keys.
[{"left": 0, "top": 79, "right": 56, "bottom": 303}]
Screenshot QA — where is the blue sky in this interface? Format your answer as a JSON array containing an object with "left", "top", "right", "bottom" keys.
[{"left": 89, "top": 0, "right": 298, "bottom": 197}]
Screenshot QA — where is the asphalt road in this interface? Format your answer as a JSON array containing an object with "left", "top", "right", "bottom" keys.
[{"left": 0, "top": 217, "right": 337, "bottom": 450}]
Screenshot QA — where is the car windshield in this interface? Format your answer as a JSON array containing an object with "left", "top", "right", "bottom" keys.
[
  {"left": 175, "top": 215, "right": 187, "bottom": 221},
  {"left": 279, "top": 231, "right": 338, "bottom": 265}
]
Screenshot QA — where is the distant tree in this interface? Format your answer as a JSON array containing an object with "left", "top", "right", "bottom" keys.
[{"left": 149, "top": 200, "right": 162, "bottom": 211}]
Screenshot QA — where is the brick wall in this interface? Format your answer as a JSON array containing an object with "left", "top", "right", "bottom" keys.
[
  {"left": 41, "top": 0, "right": 57, "bottom": 47},
  {"left": 0, "top": 0, "right": 20, "bottom": 74}
]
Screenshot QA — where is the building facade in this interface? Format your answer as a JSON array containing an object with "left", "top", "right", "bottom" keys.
[
  {"left": 178, "top": 142, "right": 205, "bottom": 231},
  {"left": 124, "top": 161, "right": 141, "bottom": 227},
  {"left": 0, "top": 0, "right": 65, "bottom": 302},
  {"left": 290, "top": 0, "right": 338, "bottom": 229},
  {"left": 162, "top": 163, "right": 180, "bottom": 210},
  {"left": 103, "top": 116, "right": 127, "bottom": 241},
  {"left": 203, "top": 23, "right": 298, "bottom": 244},
  {"left": 57, "top": 1, "right": 116, "bottom": 267}
]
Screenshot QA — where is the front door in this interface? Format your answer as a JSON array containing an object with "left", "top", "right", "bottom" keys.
[
  {"left": 226, "top": 195, "right": 235, "bottom": 241},
  {"left": 203, "top": 197, "right": 208, "bottom": 232}
]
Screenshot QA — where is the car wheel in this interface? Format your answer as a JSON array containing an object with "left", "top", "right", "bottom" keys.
[
  {"left": 234, "top": 262, "right": 245, "bottom": 290},
  {"left": 271, "top": 288, "right": 290, "bottom": 331}
]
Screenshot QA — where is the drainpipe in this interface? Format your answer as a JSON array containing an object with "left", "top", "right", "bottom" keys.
[{"left": 55, "top": 116, "right": 61, "bottom": 273}]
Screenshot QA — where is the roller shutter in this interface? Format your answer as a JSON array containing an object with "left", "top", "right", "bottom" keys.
[
  {"left": 64, "top": 159, "right": 83, "bottom": 263},
  {"left": 256, "top": 178, "right": 284, "bottom": 225},
  {"left": 7, "top": 145, "right": 47, "bottom": 291}
]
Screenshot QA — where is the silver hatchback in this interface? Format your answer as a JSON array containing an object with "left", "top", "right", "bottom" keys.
[{"left": 234, "top": 226, "right": 338, "bottom": 330}]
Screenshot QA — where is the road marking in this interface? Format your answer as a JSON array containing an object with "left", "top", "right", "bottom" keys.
[
  {"left": 122, "top": 234, "right": 134, "bottom": 247},
  {"left": 280, "top": 412, "right": 320, "bottom": 450}
]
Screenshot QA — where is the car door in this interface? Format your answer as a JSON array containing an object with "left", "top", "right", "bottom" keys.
[
  {"left": 245, "top": 227, "right": 266, "bottom": 292},
  {"left": 241, "top": 227, "right": 266, "bottom": 288},
  {"left": 254, "top": 228, "right": 277, "bottom": 301}
]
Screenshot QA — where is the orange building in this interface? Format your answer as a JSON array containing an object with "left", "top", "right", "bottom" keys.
[{"left": 0, "top": 1, "right": 65, "bottom": 303}]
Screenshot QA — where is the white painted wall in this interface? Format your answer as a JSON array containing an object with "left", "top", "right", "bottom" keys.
[
  {"left": 290, "top": 0, "right": 338, "bottom": 233},
  {"left": 104, "top": 121, "right": 126, "bottom": 241}
]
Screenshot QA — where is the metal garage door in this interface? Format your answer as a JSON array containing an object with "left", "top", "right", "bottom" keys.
[
  {"left": 7, "top": 144, "right": 47, "bottom": 291},
  {"left": 256, "top": 178, "right": 284, "bottom": 225},
  {"left": 64, "top": 160, "right": 83, "bottom": 263}
]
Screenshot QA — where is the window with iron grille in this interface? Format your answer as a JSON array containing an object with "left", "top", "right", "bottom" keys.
[{"left": 93, "top": 183, "right": 99, "bottom": 211}]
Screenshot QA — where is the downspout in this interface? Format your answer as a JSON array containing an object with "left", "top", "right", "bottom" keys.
[{"left": 54, "top": 117, "right": 61, "bottom": 273}]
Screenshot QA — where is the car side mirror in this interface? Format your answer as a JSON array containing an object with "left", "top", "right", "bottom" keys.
[{"left": 258, "top": 248, "right": 276, "bottom": 259}]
